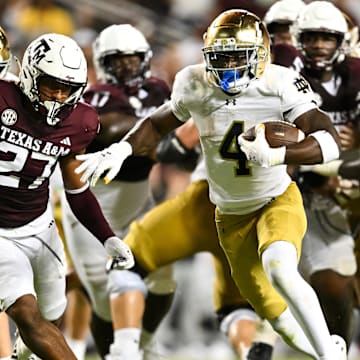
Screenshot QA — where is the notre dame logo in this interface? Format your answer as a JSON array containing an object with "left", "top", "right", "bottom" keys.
[
  {"left": 293, "top": 76, "right": 311, "bottom": 93},
  {"left": 225, "top": 98, "right": 237, "bottom": 106},
  {"left": 32, "top": 39, "right": 51, "bottom": 64}
]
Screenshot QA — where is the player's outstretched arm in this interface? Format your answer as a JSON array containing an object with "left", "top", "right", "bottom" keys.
[
  {"left": 60, "top": 153, "right": 134, "bottom": 269},
  {"left": 75, "top": 101, "right": 183, "bottom": 186}
]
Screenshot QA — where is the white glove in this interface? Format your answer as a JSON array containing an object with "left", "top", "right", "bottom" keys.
[
  {"left": 300, "top": 160, "right": 343, "bottom": 176},
  {"left": 75, "top": 141, "right": 133, "bottom": 187},
  {"left": 238, "top": 124, "right": 286, "bottom": 167},
  {"left": 104, "top": 236, "right": 135, "bottom": 271}
]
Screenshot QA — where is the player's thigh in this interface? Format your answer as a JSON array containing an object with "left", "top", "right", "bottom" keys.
[
  {"left": 257, "top": 181, "right": 306, "bottom": 257},
  {"left": 93, "top": 180, "right": 151, "bottom": 235},
  {"left": 61, "top": 195, "right": 110, "bottom": 320},
  {"left": 33, "top": 225, "right": 67, "bottom": 321},
  {"left": 0, "top": 238, "right": 35, "bottom": 312},
  {"left": 125, "top": 180, "right": 217, "bottom": 272},
  {"left": 211, "top": 253, "right": 246, "bottom": 312},
  {"left": 215, "top": 183, "right": 305, "bottom": 319}
]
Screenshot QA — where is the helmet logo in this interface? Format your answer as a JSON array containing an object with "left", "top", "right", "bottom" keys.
[
  {"left": 32, "top": 39, "right": 50, "bottom": 65},
  {"left": 1, "top": 108, "right": 17, "bottom": 126}
]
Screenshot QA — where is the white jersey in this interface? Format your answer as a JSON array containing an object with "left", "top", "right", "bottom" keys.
[{"left": 171, "top": 63, "right": 317, "bottom": 214}]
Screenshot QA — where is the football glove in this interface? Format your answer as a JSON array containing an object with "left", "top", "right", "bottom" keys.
[
  {"left": 238, "top": 124, "right": 286, "bottom": 167},
  {"left": 75, "top": 141, "right": 133, "bottom": 187},
  {"left": 104, "top": 236, "right": 135, "bottom": 271}
]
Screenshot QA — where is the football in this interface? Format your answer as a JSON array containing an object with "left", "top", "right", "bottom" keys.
[{"left": 243, "top": 121, "right": 305, "bottom": 148}]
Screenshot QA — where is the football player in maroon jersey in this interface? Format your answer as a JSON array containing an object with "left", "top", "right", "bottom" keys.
[
  {"left": 272, "top": 1, "right": 360, "bottom": 351},
  {"left": 0, "top": 33, "right": 133, "bottom": 360}
]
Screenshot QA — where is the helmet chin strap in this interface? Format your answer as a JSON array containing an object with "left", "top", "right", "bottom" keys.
[{"left": 43, "top": 100, "right": 61, "bottom": 126}]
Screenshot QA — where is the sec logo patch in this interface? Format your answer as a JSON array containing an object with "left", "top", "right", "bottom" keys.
[{"left": 1, "top": 108, "right": 17, "bottom": 126}]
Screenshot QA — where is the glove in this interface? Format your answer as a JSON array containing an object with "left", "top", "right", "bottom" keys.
[
  {"left": 75, "top": 141, "right": 133, "bottom": 187},
  {"left": 300, "top": 160, "right": 343, "bottom": 176},
  {"left": 238, "top": 124, "right": 286, "bottom": 167},
  {"left": 104, "top": 236, "right": 135, "bottom": 271}
]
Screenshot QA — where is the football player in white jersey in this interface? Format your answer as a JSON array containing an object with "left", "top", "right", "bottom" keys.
[{"left": 75, "top": 9, "right": 346, "bottom": 360}]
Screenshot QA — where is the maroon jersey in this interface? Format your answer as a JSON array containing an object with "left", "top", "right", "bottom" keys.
[
  {"left": 0, "top": 80, "right": 99, "bottom": 227},
  {"left": 83, "top": 77, "right": 170, "bottom": 181},
  {"left": 272, "top": 43, "right": 360, "bottom": 127}
]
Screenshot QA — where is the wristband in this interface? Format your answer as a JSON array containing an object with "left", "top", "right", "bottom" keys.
[{"left": 309, "top": 130, "right": 340, "bottom": 163}]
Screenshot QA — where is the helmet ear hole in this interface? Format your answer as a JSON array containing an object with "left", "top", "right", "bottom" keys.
[{"left": 202, "top": 9, "right": 270, "bottom": 93}]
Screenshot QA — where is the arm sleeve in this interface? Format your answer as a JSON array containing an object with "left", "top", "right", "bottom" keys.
[{"left": 65, "top": 186, "right": 115, "bottom": 244}]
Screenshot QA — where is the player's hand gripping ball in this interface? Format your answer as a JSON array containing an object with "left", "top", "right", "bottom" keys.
[{"left": 243, "top": 121, "right": 305, "bottom": 148}]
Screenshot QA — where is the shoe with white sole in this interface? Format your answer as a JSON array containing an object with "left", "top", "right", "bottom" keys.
[{"left": 331, "top": 334, "right": 347, "bottom": 360}]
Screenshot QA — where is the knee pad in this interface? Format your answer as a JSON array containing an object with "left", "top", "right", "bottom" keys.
[
  {"left": 107, "top": 269, "right": 147, "bottom": 297},
  {"left": 219, "top": 308, "right": 259, "bottom": 335},
  {"left": 144, "top": 266, "right": 177, "bottom": 295}
]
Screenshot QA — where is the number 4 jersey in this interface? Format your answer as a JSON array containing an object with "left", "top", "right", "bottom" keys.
[
  {"left": 170, "top": 63, "right": 317, "bottom": 214},
  {"left": 0, "top": 80, "right": 99, "bottom": 227}
]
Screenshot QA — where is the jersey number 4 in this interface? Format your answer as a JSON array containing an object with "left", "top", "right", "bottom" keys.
[{"left": 219, "top": 122, "right": 250, "bottom": 176}]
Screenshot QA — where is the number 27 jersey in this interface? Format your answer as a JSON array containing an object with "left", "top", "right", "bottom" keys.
[
  {"left": 0, "top": 80, "right": 99, "bottom": 227},
  {"left": 171, "top": 63, "right": 317, "bottom": 214}
]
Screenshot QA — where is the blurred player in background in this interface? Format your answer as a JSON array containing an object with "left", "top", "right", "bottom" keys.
[
  {"left": 272, "top": 1, "right": 360, "bottom": 350},
  {"left": 60, "top": 24, "right": 172, "bottom": 360},
  {"left": 263, "top": 0, "right": 305, "bottom": 46}
]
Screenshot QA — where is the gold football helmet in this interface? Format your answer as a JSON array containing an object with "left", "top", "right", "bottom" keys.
[
  {"left": 202, "top": 9, "right": 270, "bottom": 93},
  {"left": 0, "top": 26, "right": 11, "bottom": 78}
]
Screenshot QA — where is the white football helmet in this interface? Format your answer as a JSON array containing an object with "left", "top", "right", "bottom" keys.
[
  {"left": 293, "top": 1, "right": 348, "bottom": 70},
  {"left": 92, "top": 24, "right": 152, "bottom": 89},
  {"left": 343, "top": 12, "right": 360, "bottom": 57},
  {"left": 0, "top": 26, "right": 11, "bottom": 79},
  {"left": 203, "top": 9, "right": 270, "bottom": 94},
  {"left": 264, "top": 0, "right": 305, "bottom": 27},
  {"left": 19, "top": 33, "right": 87, "bottom": 126}
]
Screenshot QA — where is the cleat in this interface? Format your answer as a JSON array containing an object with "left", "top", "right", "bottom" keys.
[
  {"left": 246, "top": 342, "right": 274, "bottom": 360},
  {"left": 331, "top": 335, "right": 347, "bottom": 360}
]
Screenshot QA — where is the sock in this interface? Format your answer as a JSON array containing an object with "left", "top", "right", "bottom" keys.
[
  {"left": 111, "top": 328, "right": 141, "bottom": 355},
  {"left": 64, "top": 336, "right": 87, "bottom": 360},
  {"left": 263, "top": 241, "right": 333, "bottom": 358}
]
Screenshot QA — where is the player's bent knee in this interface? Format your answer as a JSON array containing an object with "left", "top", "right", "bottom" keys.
[
  {"left": 107, "top": 269, "right": 148, "bottom": 296},
  {"left": 145, "top": 268, "right": 177, "bottom": 295},
  {"left": 220, "top": 308, "right": 259, "bottom": 335}
]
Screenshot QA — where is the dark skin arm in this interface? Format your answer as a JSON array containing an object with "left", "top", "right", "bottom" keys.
[
  {"left": 123, "top": 101, "right": 183, "bottom": 156},
  {"left": 286, "top": 108, "right": 341, "bottom": 164}
]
